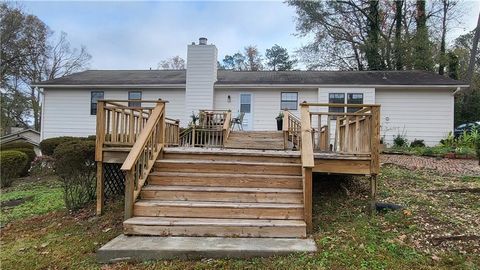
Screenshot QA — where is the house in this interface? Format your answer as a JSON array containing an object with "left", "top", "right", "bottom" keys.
[
  {"left": 0, "top": 128, "right": 41, "bottom": 156},
  {"left": 33, "top": 37, "right": 467, "bottom": 147},
  {"left": 31, "top": 38, "right": 469, "bottom": 259}
]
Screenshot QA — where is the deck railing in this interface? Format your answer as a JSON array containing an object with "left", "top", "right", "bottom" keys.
[
  {"left": 120, "top": 102, "right": 166, "bottom": 219},
  {"left": 282, "top": 110, "right": 301, "bottom": 150},
  {"left": 298, "top": 103, "right": 381, "bottom": 232},
  {"left": 95, "top": 100, "right": 179, "bottom": 216},
  {"left": 179, "top": 110, "right": 231, "bottom": 148}
]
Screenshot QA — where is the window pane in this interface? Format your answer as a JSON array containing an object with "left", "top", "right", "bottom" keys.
[
  {"left": 328, "top": 93, "right": 345, "bottom": 114},
  {"left": 240, "top": 104, "right": 251, "bottom": 113},
  {"left": 129, "top": 91, "right": 142, "bottom": 107},
  {"left": 91, "top": 91, "right": 104, "bottom": 115},
  {"left": 347, "top": 93, "right": 363, "bottom": 112},
  {"left": 281, "top": 101, "right": 297, "bottom": 110},
  {"left": 281, "top": 92, "right": 297, "bottom": 101},
  {"left": 240, "top": 94, "right": 251, "bottom": 104}
]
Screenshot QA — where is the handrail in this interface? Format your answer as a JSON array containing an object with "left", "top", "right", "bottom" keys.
[
  {"left": 121, "top": 102, "right": 165, "bottom": 219},
  {"left": 300, "top": 106, "right": 315, "bottom": 168},
  {"left": 300, "top": 103, "right": 380, "bottom": 107},
  {"left": 282, "top": 110, "right": 301, "bottom": 150}
]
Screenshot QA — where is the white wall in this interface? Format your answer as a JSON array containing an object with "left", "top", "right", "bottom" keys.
[
  {"left": 185, "top": 44, "right": 217, "bottom": 122},
  {"left": 376, "top": 88, "right": 454, "bottom": 146},
  {"left": 41, "top": 88, "right": 185, "bottom": 140},
  {"left": 214, "top": 88, "right": 318, "bottom": 130}
]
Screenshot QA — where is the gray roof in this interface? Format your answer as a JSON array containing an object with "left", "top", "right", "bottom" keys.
[{"left": 34, "top": 70, "right": 466, "bottom": 87}]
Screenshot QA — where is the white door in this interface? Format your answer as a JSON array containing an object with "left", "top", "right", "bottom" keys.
[{"left": 239, "top": 93, "right": 253, "bottom": 130}]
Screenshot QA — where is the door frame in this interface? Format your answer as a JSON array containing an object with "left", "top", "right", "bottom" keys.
[{"left": 239, "top": 92, "right": 254, "bottom": 130}]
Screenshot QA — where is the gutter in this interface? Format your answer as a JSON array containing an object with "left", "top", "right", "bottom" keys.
[
  {"left": 214, "top": 84, "right": 470, "bottom": 89},
  {"left": 30, "top": 84, "right": 186, "bottom": 89}
]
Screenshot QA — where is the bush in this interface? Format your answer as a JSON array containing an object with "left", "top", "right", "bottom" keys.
[
  {"left": 0, "top": 150, "right": 28, "bottom": 188},
  {"left": 30, "top": 156, "right": 55, "bottom": 176},
  {"left": 1, "top": 141, "right": 34, "bottom": 151},
  {"left": 393, "top": 134, "right": 408, "bottom": 148},
  {"left": 13, "top": 148, "right": 36, "bottom": 176},
  {"left": 409, "top": 139, "right": 425, "bottom": 148},
  {"left": 40, "top": 136, "right": 85, "bottom": 156},
  {"left": 53, "top": 140, "right": 96, "bottom": 210}
]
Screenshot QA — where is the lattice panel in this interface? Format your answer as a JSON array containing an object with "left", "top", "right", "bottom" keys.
[{"left": 103, "top": 163, "right": 125, "bottom": 198}]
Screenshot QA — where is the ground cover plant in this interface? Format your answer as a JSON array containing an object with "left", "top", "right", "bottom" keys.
[{"left": 0, "top": 155, "right": 479, "bottom": 269}]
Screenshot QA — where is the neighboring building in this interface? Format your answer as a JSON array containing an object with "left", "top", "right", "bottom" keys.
[
  {"left": 33, "top": 38, "right": 468, "bottom": 146},
  {"left": 0, "top": 128, "right": 41, "bottom": 156}
]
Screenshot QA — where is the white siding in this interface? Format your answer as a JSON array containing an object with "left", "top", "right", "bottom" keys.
[
  {"left": 214, "top": 88, "right": 318, "bottom": 130},
  {"left": 41, "top": 88, "right": 185, "bottom": 140},
  {"left": 185, "top": 44, "right": 217, "bottom": 121},
  {"left": 376, "top": 88, "right": 454, "bottom": 146}
]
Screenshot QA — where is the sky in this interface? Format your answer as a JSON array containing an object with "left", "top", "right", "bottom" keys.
[{"left": 21, "top": 0, "right": 480, "bottom": 70}]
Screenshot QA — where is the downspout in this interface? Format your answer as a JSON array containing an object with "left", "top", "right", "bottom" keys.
[{"left": 38, "top": 87, "right": 45, "bottom": 142}]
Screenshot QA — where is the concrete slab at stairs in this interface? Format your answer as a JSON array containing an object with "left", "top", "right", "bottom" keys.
[{"left": 97, "top": 235, "right": 317, "bottom": 263}]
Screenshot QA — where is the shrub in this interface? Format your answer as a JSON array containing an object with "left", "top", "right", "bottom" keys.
[
  {"left": 13, "top": 148, "right": 36, "bottom": 176},
  {"left": 393, "top": 134, "right": 408, "bottom": 148},
  {"left": 40, "top": 136, "right": 83, "bottom": 156},
  {"left": 1, "top": 141, "right": 34, "bottom": 151},
  {"left": 53, "top": 140, "right": 96, "bottom": 210},
  {"left": 30, "top": 155, "right": 55, "bottom": 176},
  {"left": 440, "top": 132, "right": 456, "bottom": 147},
  {"left": 0, "top": 150, "right": 28, "bottom": 188},
  {"left": 410, "top": 139, "right": 425, "bottom": 148}
]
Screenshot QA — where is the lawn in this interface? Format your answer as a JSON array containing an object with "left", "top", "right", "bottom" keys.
[{"left": 0, "top": 164, "right": 479, "bottom": 269}]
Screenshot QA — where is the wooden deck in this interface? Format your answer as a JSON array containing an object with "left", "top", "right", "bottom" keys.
[{"left": 95, "top": 101, "right": 380, "bottom": 238}]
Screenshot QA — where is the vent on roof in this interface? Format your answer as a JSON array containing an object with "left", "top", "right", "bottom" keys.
[{"left": 199, "top": 37, "right": 207, "bottom": 45}]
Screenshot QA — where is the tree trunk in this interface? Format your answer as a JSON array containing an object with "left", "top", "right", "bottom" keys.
[
  {"left": 466, "top": 12, "right": 480, "bottom": 84},
  {"left": 394, "top": 0, "right": 404, "bottom": 70},
  {"left": 438, "top": 0, "right": 448, "bottom": 75},
  {"left": 365, "top": 0, "right": 383, "bottom": 70}
]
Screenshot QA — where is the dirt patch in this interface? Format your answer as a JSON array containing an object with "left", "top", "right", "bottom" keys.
[
  {"left": 1, "top": 196, "right": 34, "bottom": 208},
  {"left": 381, "top": 154, "right": 480, "bottom": 176}
]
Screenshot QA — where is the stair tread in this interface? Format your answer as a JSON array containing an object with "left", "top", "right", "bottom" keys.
[
  {"left": 156, "top": 159, "right": 301, "bottom": 167},
  {"left": 142, "top": 185, "right": 302, "bottom": 193},
  {"left": 135, "top": 200, "right": 304, "bottom": 208},
  {"left": 149, "top": 171, "right": 302, "bottom": 179},
  {"left": 124, "top": 217, "right": 306, "bottom": 227}
]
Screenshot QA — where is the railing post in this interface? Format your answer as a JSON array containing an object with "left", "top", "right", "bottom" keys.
[
  {"left": 303, "top": 167, "right": 313, "bottom": 233},
  {"left": 124, "top": 170, "right": 134, "bottom": 219},
  {"left": 300, "top": 104, "right": 314, "bottom": 233},
  {"left": 95, "top": 101, "right": 105, "bottom": 216},
  {"left": 370, "top": 106, "right": 380, "bottom": 175},
  {"left": 282, "top": 110, "right": 289, "bottom": 149}
]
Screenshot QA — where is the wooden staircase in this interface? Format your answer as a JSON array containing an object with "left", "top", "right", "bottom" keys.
[
  {"left": 224, "top": 131, "right": 285, "bottom": 150},
  {"left": 123, "top": 148, "right": 306, "bottom": 238}
]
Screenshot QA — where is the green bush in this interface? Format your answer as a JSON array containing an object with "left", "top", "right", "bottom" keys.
[
  {"left": 0, "top": 150, "right": 28, "bottom": 188},
  {"left": 410, "top": 139, "right": 425, "bottom": 148},
  {"left": 13, "top": 147, "right": 36, "bottom": 176},
  {"left": 40, "top": 136, "right": 85, "bottom": 156},
  {"left": 393, "top": 134, "right": 408, "bottom": 148},
  {"left": 1, "top": 141, "right": 34, "bottom": 151},
  {"left": 53, "top": 140, "right": 96, "bottom": 210}
]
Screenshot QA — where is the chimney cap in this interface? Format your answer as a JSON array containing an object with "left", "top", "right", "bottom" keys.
[{"left": 199, "top": 37, "right": 208, "bottom": 45}]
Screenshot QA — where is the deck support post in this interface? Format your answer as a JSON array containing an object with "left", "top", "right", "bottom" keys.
[
  {"left": 96, "top": 162, "right": 104, "bottom": 215},
  {"left": 124, "top": 171, "right": 134, "bottom": 220},
  {"left": 369, "top": 175, "right": 378, "bottom": 215},
  {"left": 303, "top": 167, "right": 313, "bottom": 233}
]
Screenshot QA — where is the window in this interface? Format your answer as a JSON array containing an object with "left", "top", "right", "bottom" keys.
[
  {"left": 240, "top": 94, "right": 251, "bottom": 113},
  {"left": 281, "top": 92, "right": 298, "bottom": 110},
  {"left": 90, "top": 91, "right": 104, "bottom": 115},
  {"left": 128, "top": 91, "right": 142, "bottom": 107},
  {"left": 347, "top": 93, "right": 364, "bottom": 113},
  {"left": 328, "top": 93, "right": 345, "bottom": 114}
]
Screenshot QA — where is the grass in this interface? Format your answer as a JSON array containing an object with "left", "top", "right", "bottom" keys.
[
  {"left": 0, "top": 166, "right": 479, "bottom": 269},
  {"left": 0, "top": 176, "right": 64, "bottom": 225}
]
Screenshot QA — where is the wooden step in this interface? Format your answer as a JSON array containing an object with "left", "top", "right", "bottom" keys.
[
  {"left": 123, "top": 217, "right": 306, "bottom": 238},
  {"left": 163, "top": 149, "right": 300, "bottom": 163},
  {"left": 154, "top": 160, "right": 302, "bottom": 175},
  {"left": 133, "top": 200, "right": 304, "bottom": 220},
  {"left": 140, "top": 185, "right": 303, "bottom": 203},
  {"left": 148, "top": 172, "right": 302, "bottom": 189}
]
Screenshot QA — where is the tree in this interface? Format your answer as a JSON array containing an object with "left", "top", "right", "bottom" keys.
[
  {"left": 244, "top": 45, "right": 263, "bottom": 71},
  {"left": 466, "top": 13, "right": 480, "bottom": 83},
  {"left": 0, "top": 3, "right": 91, "bottom": 131},
  {"left": 222, "top": 53, "right": 246, "bottom": 70},
  {"left": 437, "top": 0, "right": 460, "bottom": 75},
  {"left": 265, "top": 44, "right": 296, "bottom": 71},
  {"left": 157, "top": 56, "right": 185, "bottom": 70},
  {"left": 413, "top": 0, "right": 434, "bottom": 71},
  {"left": 365, "top": 0, "right": 384, "bottom": 70}
]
